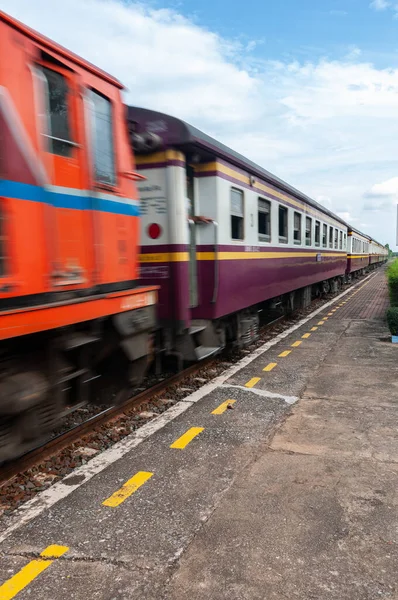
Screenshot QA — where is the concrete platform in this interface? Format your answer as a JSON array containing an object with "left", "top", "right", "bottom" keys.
[{"left": 1, "top": 267, "right": 397, "bottom": 600}]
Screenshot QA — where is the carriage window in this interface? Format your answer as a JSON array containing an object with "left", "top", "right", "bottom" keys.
[
  {"left": 315, "top": 220, "right": 320, "bottom": 246},
  {"left": 231, "top": 188, "right": 244, "bottom": 240},
  {"left": 305, "top": 217, "right": 312, "bottom": 246},
  {"left": 258, "top": 198, "right": 271, "bottom": 242},
  {"left": 339, "top": 231, "right": 343, "bottom": 250},
  {"left": 293, "top": 212, "right": 301, "bottom": 244},
  {"left": 89, "top": 89, "right": 116, "bottom": 186},
  {"left": 343, "top": 233, "right": 347, "bottom": 249},
  {"left": 278, "top": 205, "right": 288, "bottom": 243},
  {"left": 41, "top": 67, "right": 73, "bottom": 156},
  {"left": 322, "top": 224, "right": 327, "bottom": 248},
  {"left": 334, "top": 229, "right": 338, "bottom": 249},
  {"left": 329, "top": 226, "right": 333, "bottom": 248}
]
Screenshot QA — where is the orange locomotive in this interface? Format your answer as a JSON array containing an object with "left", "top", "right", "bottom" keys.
[{"left": 0, "top": 12, "right": 157, "bottom": 461}]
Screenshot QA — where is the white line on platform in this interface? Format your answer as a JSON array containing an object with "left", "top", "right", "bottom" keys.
[
  {"left": 0, "top": 273, "right": 375, "bottom": 544},
  {"left": 222, "top": 384, "right": 299, "bottom": 405}
]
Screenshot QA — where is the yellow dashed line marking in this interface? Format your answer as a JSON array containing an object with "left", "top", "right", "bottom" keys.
[
  {"left": 263, "top": 362, "right": 277, "bottom": 372},
  {"left": 212, "top": 399, "right": 236, "bottom": 414},
  {"left": 278, "top": 350, "right": 291, "bottom": 358},
  {"left": 318, "top": 321, "right": 325, "bottom": 325},
  {"left": 328, "top": 312, "right": 333, "bottom": 316},
  {"left": 170, "top": 427, "right": 204, "bottom": 449},
  {"left": 0, "top": 545, "right": 69, "bottom": 600},
  {"left": 103, "top": 471, "right": 153, "bottom": 507},
  {"left": 302, "top": 333, "right": 311, "bottom": 339},
  {"left": 310, "top": 327, "right": 318, "bottom": 331},
  {"left": 291, "top": 341, "right": 302, "bottom": 347},
  {"left": 245, "top": 377, "right": 261, "bottom": 388}
]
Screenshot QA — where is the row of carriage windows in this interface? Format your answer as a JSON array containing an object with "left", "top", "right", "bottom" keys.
[
  {"left": 352, "top": 238, "right": 369, "bottom": 254},
  {"left": 39, "top": 64, "right": 116, "bottom": 186},
  {"left": 231, "top": 188, "right": 347, "bottom": 249}
]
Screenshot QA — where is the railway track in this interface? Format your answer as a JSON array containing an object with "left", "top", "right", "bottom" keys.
[
  {"left": 0, "top": 359, "right": 215, "bottom": 488},
  {"left": 0, "top": 312, "right": 288, "bottom": 490}
]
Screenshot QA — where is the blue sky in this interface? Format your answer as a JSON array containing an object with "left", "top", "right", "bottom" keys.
[
  {"left": 2, "top": 0, "right": 398, "bottom": 246},
  {"left": 166, "top": 0, "right": 398, "bottom": 66}
]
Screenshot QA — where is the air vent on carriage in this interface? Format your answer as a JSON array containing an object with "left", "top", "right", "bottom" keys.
[{"left": 130, "top": 132, "right": 162, "bottom": 154}]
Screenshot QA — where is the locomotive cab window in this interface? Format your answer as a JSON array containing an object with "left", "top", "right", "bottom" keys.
[
  {"left": 41, "top": 66, "right": 73, "bottom": 156},
  {"left": 315, "top": 220, "right": 320, "bottom": 247},
  {"left": 258, "top": 198, "right": 271, "bottom": 242},
  {"left": 293, "top": 212, "right": 301, "bottom": 244},
  {"left": 231, "top": 188, "right": 244, "bottom": 240},
  {"left": 88, "top": 89, "right": 116, "bottom": 186},
  {"left": 322, "top": 224, "right": 327, "bottom": 248},
  {"left": 278, "top": 205, "right": 288, "bottom": 243},
  {"left": 305, "top": 217, "right": 312, "bottom": 246}
]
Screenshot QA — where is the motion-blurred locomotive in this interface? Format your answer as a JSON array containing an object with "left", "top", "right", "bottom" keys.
[{"left": 0, "top": 12, "right": 157, "bottom": 461}]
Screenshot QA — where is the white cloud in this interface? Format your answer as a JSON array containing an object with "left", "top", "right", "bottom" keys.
[
  {"left": 346, "top": 46, "right": 362, "bottom": 60},
  {"left": 1, "top": 0, "right": 396, "bottom": 246},
  {"left": 336, "top": 211, "right": 358, "bottom": 223},
  {"left": 316, "top": 195, "right": 333, "bottom": 209},
  {"left": 363, "top": 178, "right": 398, "bottom": 214},
  {"left": 367, "top": 177, "right": 398, "bottom": 197},
  {"left": 370, "top": 0, "right": 390, "bottom": 10},
  {"left": 1, "top": 0, "right": 260, "bottom": 128}
]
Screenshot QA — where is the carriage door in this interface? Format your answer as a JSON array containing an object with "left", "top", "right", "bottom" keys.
[
  {"left": 35, "top": 62, "right": 89, "bottom": 289},
  {"left": 187, "top": 166, "right": 198, "bottom": 307}
]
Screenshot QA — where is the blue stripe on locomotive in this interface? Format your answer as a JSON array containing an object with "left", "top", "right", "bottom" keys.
[{"left": 0, "top": 179, "right": 140, "bottom": 217}]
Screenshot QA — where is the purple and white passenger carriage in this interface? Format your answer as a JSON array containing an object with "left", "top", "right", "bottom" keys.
[{"left": 128, "top": 107, "right": 387, "bottom": 362}]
